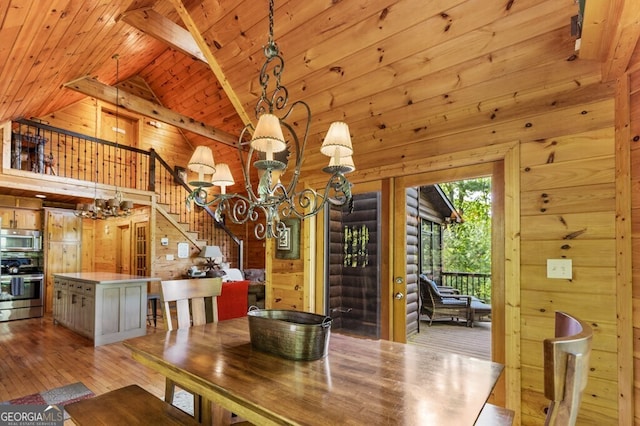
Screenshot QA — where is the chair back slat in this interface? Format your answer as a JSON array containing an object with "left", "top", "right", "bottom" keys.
[
  {"left": 161, "top": 278, "right": 223, "bottom": 330},
  {"left": 190, "top": 298, "right": 207, "bottom": 326}
]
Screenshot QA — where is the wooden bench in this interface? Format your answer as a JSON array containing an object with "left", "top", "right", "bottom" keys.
[
  {"left": 65, "top": 384, "right": 199, "bottom": 425},
  {"left": 475, "top": 403, "right": 515, "bottom": 425}
]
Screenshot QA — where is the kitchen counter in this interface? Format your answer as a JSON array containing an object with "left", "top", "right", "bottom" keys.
[
  {"left": 53, "top": 273, "right": 160, "bottom": 346},
  {"left": 53, "top": 272, "right": 160, "bottom": 285}
]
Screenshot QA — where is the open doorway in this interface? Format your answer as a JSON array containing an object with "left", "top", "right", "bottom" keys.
[{"left": 409, "top": 177, "right": 492, "bottom": 359}]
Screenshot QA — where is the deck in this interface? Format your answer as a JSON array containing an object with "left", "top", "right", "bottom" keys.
[{"left": 408, "top": 319, "right": 491, "bottom": 360}]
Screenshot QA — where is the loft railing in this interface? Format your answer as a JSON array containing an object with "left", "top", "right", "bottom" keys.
[
  {"left": 441, "top": 271, "right": 492, "bottom": 302},
  {"left": 10, "top": 118, "right": 242, "bottom": 266}
]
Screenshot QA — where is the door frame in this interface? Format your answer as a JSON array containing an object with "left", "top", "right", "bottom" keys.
[{"left": 312, "top": 143, "right": 520, "bottom": 412}]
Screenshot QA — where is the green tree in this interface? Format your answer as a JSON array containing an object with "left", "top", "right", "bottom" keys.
[{"left": 440, "top": 178, "right": 491, "bottom": 274}]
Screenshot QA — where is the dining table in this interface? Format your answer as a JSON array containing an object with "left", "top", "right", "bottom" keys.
[{"left": 123, "top": 317, "right": 504, "bottom": 425}]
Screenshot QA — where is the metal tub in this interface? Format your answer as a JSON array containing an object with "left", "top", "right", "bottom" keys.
[{"left": 247, "top": 308, "right": 332, "bottom": 361}]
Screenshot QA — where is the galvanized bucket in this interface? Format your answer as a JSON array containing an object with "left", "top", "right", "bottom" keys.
[{"left": 247, "top": 308, "right": 332, "bottom": 361}]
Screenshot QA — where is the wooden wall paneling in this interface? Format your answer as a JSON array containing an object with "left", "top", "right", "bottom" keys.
[
  {"left": 152, "top": 213, "right": 201, "bottom": 280},
  {"left": 270, "top": 272, "right": 304, "bottom": 311},
  {"left": 521, "top": 156, "right": 615, "bottom": 191},
  {"left": 303, "top": 89, "right": 613, "bottom": 183},
  {"left": 521, "top": 239, "right": 616, "bottom": 267},
  {"left": 521, "top": 265, "right": 617, "bottom": 296},
  {"left": 520, "top": 212, "right": 615, "bottom": 240},
  {"left": 520, "top": 183, "right": 616, "bottom": 216},
  {"left": 518, "top": 104, "right": 617, "bottom": 422},
  {"left": 520, "top": 127, "right": 615, "bottom": 165}
]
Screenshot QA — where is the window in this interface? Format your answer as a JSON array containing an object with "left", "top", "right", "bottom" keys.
[{"left": 420, "top": 218, "right": 442, "bottom": 282}]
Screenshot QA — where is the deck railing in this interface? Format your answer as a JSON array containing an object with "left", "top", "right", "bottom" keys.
[
  {"left": 441, "top": 271, "right": 492, "bottom": 302},
  {"left": 10, "top": 118, "right": 242, "bottom": 266}
]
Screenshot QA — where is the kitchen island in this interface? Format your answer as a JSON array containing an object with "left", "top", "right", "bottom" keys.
[{"left": 53, "top": 272, "right": 160, "bottom": 346}]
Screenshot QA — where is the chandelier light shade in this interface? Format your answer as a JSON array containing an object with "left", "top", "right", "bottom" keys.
[
  {"left": 211, "top": 163, "right": 234, "bottom": 194},
  {"left": 325, "top": 155, "right": 356, "bottom": 174},
  {"left": 185, "top": 0, "right": 355, "bottom": 239},
  {"left": 250, "top": 113, "right": 287, "bottom": 160},
  {"left": 188, "top": 146, "right": 216, "bottom": 186},
  {"left": 320, "top": 122, "right": 353, "bottom": 159}
]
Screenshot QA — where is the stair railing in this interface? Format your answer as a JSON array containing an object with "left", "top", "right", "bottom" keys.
[{"left": 10, "top": 118, "right": 242, "bottom": 266}]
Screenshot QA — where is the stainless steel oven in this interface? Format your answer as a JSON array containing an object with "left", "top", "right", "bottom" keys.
[
  {"left": 0, "top": 229, "right": 42, "bottom": 251},
  {"left": 0, "top": 274, "right": 44, "bottom": 321},
  {"left": 0, "top": 251, "right": 44, "bottom": 321}
]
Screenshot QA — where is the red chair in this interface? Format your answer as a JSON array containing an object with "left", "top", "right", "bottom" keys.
[{"left": 217, "top": 280, "right": 250, "bottom": 321}]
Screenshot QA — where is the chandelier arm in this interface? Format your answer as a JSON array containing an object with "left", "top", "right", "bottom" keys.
[{"left": 279, "top": 171, "right": 353, "bottom": 221}]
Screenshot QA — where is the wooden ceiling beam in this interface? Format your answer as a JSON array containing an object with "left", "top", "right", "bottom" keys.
[
  {"left": 63, "top": 76, "right": 238, "bottom": 147},
  {"left": 580, "top": 0, "right": 640, "bottom": 81},
  {"left": 601, "top": 0, "right": 640, "bottom": 81},
  {"left": 118, "top": 8, "right": 208, "bottom": 64},
  {"left": 168, "top": 0, "right": 253, "bottom": 127}
]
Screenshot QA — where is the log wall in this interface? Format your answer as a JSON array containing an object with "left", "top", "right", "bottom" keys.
[{"left": 405, "top": 188, "right": 419, "bottom": 337}]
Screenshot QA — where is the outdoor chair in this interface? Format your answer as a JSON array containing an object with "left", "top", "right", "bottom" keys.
[
  {"left": 419, "top": 275, "right": 473, "bottom": 327},
  {"left": 543, "top": 311, "right": 593, "bottom": 426}
]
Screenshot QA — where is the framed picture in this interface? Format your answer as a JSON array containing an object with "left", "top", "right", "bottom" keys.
[
  {"left": 275, "top": 218, "right": 300, "bottom": 259},
  {"left": 174, "top": 166, "right": 187, "bottom": 185}
]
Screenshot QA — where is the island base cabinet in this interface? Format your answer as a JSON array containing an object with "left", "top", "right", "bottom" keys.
[
  {"left": 95, "top": 283, "right": 146, "bottom": 346},
  {"left": 53, "top": 276, "right": 146, "bottom": 346}
]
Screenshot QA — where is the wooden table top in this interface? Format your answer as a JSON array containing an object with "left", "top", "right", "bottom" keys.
[{"left": 124, "top": 317, "right": 503, "bottom": 426}]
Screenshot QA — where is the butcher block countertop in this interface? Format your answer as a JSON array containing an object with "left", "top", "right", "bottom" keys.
[{"left": 52, "top": 272, "right": 160, "bottom": 284}]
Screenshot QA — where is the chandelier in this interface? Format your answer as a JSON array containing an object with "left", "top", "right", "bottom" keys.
[
  {"left": 186, "top": 0, "right": 355, "bottom": 239},
  {"left": 75, "top": 54, "right": 133, "bottom": 219}
]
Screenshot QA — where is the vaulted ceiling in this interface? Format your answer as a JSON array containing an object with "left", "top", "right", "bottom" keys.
[{"left": 1, "top": 0, "right": 639, "bottom": 201}]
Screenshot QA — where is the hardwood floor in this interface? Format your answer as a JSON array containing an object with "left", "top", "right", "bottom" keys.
[
  {"left": 0, "top": 315, "right": 167, "bottom": 402},
  {"left": 408, "top": 318, "right": 492, "bottom": 360}
]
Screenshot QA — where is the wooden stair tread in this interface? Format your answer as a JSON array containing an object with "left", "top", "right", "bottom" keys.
[{"left": 65, "top": 384, "right": 199, "bottom": 425}]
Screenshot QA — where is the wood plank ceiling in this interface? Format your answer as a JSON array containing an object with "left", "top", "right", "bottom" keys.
[{"left": 0, "top": 0, "right": 638, "bottom": 203}]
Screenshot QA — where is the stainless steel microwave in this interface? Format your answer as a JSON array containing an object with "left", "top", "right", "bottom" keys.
[{"left": 0, "top": 229, "right": 42, "bottom": 251}]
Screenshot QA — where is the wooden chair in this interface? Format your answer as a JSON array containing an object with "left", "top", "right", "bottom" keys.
[
  {"left": 160, "top": 278, "right": 223, "bottom": 423},
  {"left": 419, "top": 275, "right": 473, "bottom": 326},
  {"left": 65, "top": 384, "right": 199, "bottom": 425},
  {"left": 543, "top": 311, "right": 593, "bottom": 426}
]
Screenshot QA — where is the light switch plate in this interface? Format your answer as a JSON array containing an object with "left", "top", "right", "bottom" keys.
[
  {"left": 165, "top": 254, "right": 174, "bottom": 261},
  {"left": 160, "top": 237, "right": 169, "bottom": 246},
  {"left": 547, "top": 259, "right": 572, "bottom": 279}
]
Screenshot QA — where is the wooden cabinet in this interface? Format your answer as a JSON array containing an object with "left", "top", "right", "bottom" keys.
[
  {"left": 0, "top": 207, "right": 41, "bottom": 229},
  {"left": 53, "top": 278, "right": 94, "bottom": 339},
  {"left": 53, "top": 273, "right": 154, "bottom": 346},
  {"left": 44, "top": 209, "right": 82, "bottom": 313}
]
